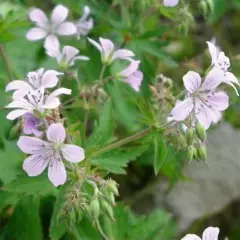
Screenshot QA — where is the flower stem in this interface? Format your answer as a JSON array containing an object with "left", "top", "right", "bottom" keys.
[
  {"left": 0, "top": 44, "right": 13, "bottom": 81},
  {"left": 91, "top": 127, "right": 153, "bottom": 157},
  {"left": 99, "top": 64, "right": 107, "bottom": 84},
  {"left": 96, "top": 219, "right": 110, "bottom": 240}
]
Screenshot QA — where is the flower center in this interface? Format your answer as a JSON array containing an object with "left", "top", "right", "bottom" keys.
[{"left": 53, "top": 142, "right": 63, "bottom": 151}]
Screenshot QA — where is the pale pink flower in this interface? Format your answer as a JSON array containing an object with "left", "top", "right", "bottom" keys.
[
  {"left": 44, "top": 37, "right": 89, "bottom": 68},
  {"left": 88, "top": 37, "right": 134, "bottom": 65},
  {"left": 171, "top": 69, "right": 229, "bottom": 129},
  {"left": 23, "top": 113, "right": 42, "bottom": 137},
  {"left": 26, "top": 4, "right": 77, "bottom": 45},
  {"left": 182, "top": 226, "right": 219, "bottom": 240},
  {"left": 17, "top": 123, "right": 85, "bottom": 186},
  {"left": 5, "top": 68, "right": 62, "bottom": 99},
  {"left": 207, "top": 41, "right": 240, "bottom": 95},
  {"left": 118, "top": 60, "right": 143, "bottom": 92},
  {"left": 163, "top": 0, "right": 179, "bottom": 7},
  {"left": 6, "top": 87, "right": 71, "bottom": 120},
  {"left": 76, "top": 6, "right": 93, "bottom": 39}
]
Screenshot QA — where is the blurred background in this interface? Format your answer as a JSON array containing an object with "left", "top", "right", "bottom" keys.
[{"left": 1, "top": 0, "right": 240, "bottom": 239}]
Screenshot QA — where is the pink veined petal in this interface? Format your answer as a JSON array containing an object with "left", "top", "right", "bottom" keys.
[
  {"left": 26, "top": 27, "right": 47, "bottom": 41},
  {"left": 119, "top": 60, "right": 140, "bottom": 77},
  {"left": 23, "top": 154, "right": 49, "bottom": 177},
  {"left": 47, "top": 123, "right": 66, "bottom": 143},
  {"left": 62, "top": 46, "right": 79, "bottom": 63},
  {"left": 111, "top": 49, "right": 135, "bottom": 62},
  {"left": 99, "top": 38, "right": 115, "bottom": 61},
  {"left": 202, "top": 227, "right": 220, "bottom": 240},
  {"left": 61, "top": 144, "right": 85, "bottom": 163},
  {"left": 181, "top": 234, "right": 202, "bottom": 240},
  {"left": 43, "top": 98, "right": 61, "bottom": 109},
  {"left": 206, "top": 41, "right": 218, "bottom": 66},
  {"left": 6, "top": 98, "right": 34, "bottom": 111},
  {"left": 88, "top": 38, "right": 102, "bottom": 52},
  {"left": 211, "top": 110, "right": 222, "bottom": 124},
  {"left": 44, "top": 35, "right": 60, "bottom": 57},
  {"left": 5, "top": 80, "right": 32, "bottom": 92},
  {"left": 163, "top": 0, "right": 179, "bottom": 7},
  {"left": 56, "top": 22, "right": 77, "bottom": 36},
  {"left": 51, "top": 4, "right": 69, "bottom": 25},
  {"left": 41, "top": 70, "right": 62, "bottom": 88},
  {"left": 223, "top": 72, "right": 240, "bottom": 96},
  {"left": 201, "top": 67, "right": 224, "bottom": 91},
  {"left": 122, "top": 70, "right": 143, "bottom": 92},
  {"left": 6, "top": 109, "right": 29, "bottom": 120},
  {"left": 195, "top": 100, "right": 212, "bottom": 130},
  {"left": 183, "top": 71, "right": 201, "bottom": 93},
  {"left": 46, "top": 88, "right": 71, "bottom": 102},
  {"left": 206, "top": 91, "right": 229, "bottom": 111},
  {"left": 48, "top": 159, "right": 67, "bottom": 187},
  {"left": 12, "top": 89, "right": 30, "bottom": 99},
  {"left": 29, "top": 8, "right": 48, "bottom": 28},
  {"left": 171, "top": 98, "right": 194, "bottom": 121},
  {"left": 17, "top": 136, "right": 46, "bottom": 154}
]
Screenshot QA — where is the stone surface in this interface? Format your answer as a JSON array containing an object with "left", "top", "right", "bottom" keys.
[{"left": 154, "top": 123, "right": 240, "bottom": 232}]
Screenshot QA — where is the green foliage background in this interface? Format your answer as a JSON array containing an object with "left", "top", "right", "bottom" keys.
[{"left": 0, "top": 0, "right": 240, "bottom": 239}]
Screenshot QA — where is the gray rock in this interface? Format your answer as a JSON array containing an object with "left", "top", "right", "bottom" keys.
[{"left": 154, "top": 123, "right": 240, "bottom": 232}]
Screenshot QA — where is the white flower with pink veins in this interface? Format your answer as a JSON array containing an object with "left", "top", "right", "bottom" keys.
[
  {"left": 163, "top": 0, "right": 179, "bottom": 7},
  {"left": 26, "top": 4, "right": 77, "bottom": 46},
  {"left": 5, "top": 68, "right": 63, "bottom": 99},
  {"left": 171, "top": 69, "right": 229, "bottom": 129},
  {"left": 182, "top": 226, "right": 220, "bottom": 240},
  {"left": 17, "top": 123, "right": 85, "bottom": 187},
  {"left": 6, "top": 87, "right": 71, "bottom": 120}
]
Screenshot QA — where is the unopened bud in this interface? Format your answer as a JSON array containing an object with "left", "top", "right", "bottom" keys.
[
  {"left": 197, "top": 145, "right": 207, "bottom": 161},
  {"left": 186, "top": 128, "right": 194, "bottom": 145},
  {"left": 89, "top": 198, "right": 100, "bottom": 219},
  {"left": 68, "top": 210, "right": 76, "bottom": 229},
  {"left": 101, "top": 200, "right": 114, "bottom": 220},
  {"left": 199, "top": 0, "right": 208, "bottom": 18},
  {"left": 196, "top": 123, "right": 206, "bottom": 142},
  {"left": 76, "top": 209, "right": 83, "bottom": 223},
  {"left": 107, "top": 180, "right": 119, "bottom": 196},
  {"left": 187, "top": 147, "right": 194, "bottom": 162}
]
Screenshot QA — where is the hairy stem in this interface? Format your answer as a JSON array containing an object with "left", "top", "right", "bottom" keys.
[
  {"left": 96, "top": 219, "right": 110, "bottom": 240},
  {"left": 99, "top": 64, "right": 107, "bottom": 84},
  {"left": 0, "top": 44, "right": 13, "bottom": 81}
]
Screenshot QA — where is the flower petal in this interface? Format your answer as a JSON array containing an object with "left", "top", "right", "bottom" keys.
[
  {"left": 61, "top": 144, "right": 85, "bottom": 163},
  {"left": 29, "top": 8, "right": 48, "bottom": 28},
  {"left": 119, "top": 60, "right": 140, "bottom": 77},
  {"left": 183, "top": 71, "right": 201, "bottom": 93},
  {"left": 56, "top": 22, "right": 77, "bottom": 36},
  {"left": 181, "top": 234, "right": 201, "bottom": 240},
  {"left": 207, "top": 91, "right": 229, "bottom": 111},
  {"left": 41, "top": 70, "right": 62, "bottom": 88},
  {"left": 201, "top": 67, "right": 224, "bottom": 91},
  {"left": 202, "top": 227, "right": 220, "bottom": 240},
  {"left": 111, "top": 49, "right": 135, "bottom": 62},
  {"left": 195, "top": 100, "right": 212, "bottom": 129},
  {"left": 17, "top": 136, "right": 46, "bottom": 154},
  {"left": 99, "top": 38, "right": 115, "bottom": 61},
  {"left": 122, "top": 70, "right": 143, "bottom": 92},
  {"left": 51, "top": 4, "right": 68, "bottom": 25},
  {"left": 7, "top": 109, "right": 29, "bottom": 120},
  {"left": 45, "top": 88, "right": 71, "bottom": 102},
  {"left": 43, "top": 98, "right": 61, "bottom": 109},
  {"left": 62, "top": 46, "right": 79, "bottom": 63},
  {"left": 171, "top": 98, "right": 194, "bottom": 121},
  {"left": 88, "top": 38, "right": 102, "bottom": 52},
  {"left": 46, "top": 123, "right": 66, "bottom": 143},
  {"left": 163, "top": 0, "right": 179, "bottom": 7},
  {"left": 48, "top": 159, "right": 67, "bottom": 187},
  {"left": 5, "top": 80, "right": 32, "bottom": 92},
  {"left": 223, "top": 72, "right": 240, "bottom": 95},
  {"left": 23, "top": 154, "right": 48, "bottom": 177},
  {"left": 206, "top": 41, "right": 218, "bottom": 66},
  {"left": 26, "top": 27, "right": 47, "bottom": 41},
  {"left": 44, "top": 35, "right": 60, "bottom": 58}
]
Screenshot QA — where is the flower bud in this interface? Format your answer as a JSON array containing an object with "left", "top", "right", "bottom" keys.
[
  {"left": 89, "top": 198, "right": 100, "bottom": 219},
  {"left": 101, "top": 200, "right": 114, "bottom": 220},
  {"left": 186, "top": 128, "right": 194, "bottom": 145},
  {"left": 107, "top": 179, "right": 119, "bottom": 196},
  {"left": 68, "top": 210, "right": 76, "bottom": 229},
  {"left": 76, "top": 209, "right": 83, "bottom": 223},
  {"left": 196, "top": 123, "right": 206, "bottom": 142},
  {"left": 187, "top": 146, "right": 194, "bottom": 162},
  {"left": 197, "top": 145, "right": 207, "bottom": 161}
]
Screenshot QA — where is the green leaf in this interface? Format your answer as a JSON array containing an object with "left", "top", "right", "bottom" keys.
[
  {"left": 86, "top": 99, "right": 113, "bottom": 148},
  {"left": 0, "top": 141, "right": 24, "bottom": 184},
  {"left": 49, "top": 186, "right": 68, "bottom": 240},
  {"left": 0, "top": 190, "right": 19, "bottom": 213},
  {"left": 153, "top": 136, "right": 167, "bottom": 175},
  {"left": 91, "top": 145, "right": 149, "bottom": 174},
  {"left": 1, "top": 196, "right": 42, "bottom": 240},
  {"left": 4, "top": 174, "right": 57, "bottom": 196}
]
